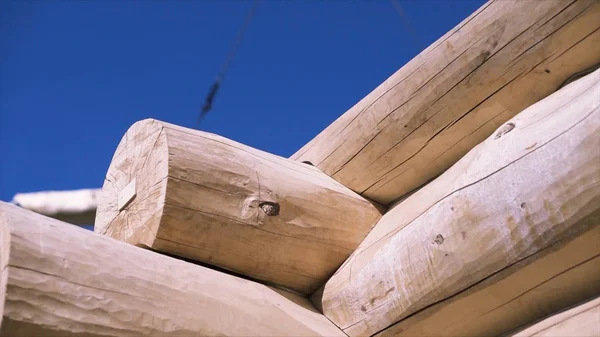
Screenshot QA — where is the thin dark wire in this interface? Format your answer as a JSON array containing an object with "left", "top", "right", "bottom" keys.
[
  {"left": 218, "top": 0, "right": 260, "bottom": 83},
  {"left": 390, "top": 0, "right": 422, "bottom": 49},
  {"left": 199, "top": 0, "right": 260, "bottom": 123}
]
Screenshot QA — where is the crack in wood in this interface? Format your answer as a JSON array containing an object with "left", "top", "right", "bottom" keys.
[{"left": 353, "top": 94, "right": 597, "bottom": 257}]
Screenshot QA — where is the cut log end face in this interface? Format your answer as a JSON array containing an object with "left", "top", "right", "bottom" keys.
[{"left": 94, "top": 119, "right": 169, "bottom": 248}]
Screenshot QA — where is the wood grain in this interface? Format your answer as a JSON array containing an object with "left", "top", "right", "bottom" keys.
[
  {"left": 0, "top": 201, "right": 346, "bottom": 337},
  {"left": 292, "top": 0, "right": 600, "bottom": 205},
  {"left": 373, "top": 227, "right": 600, "bottom": 337},
  {"left": 317, "top": 68, "right": 600, "bottom": 336},
  {"left": 94, "top": 119, "right": 382, "bottom": 295},
  {"left": 510, "top": 296, "right": 600, "bottom": 337}
]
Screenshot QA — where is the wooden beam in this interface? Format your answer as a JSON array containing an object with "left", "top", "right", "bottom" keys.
[
  {"left": 370, "top": 227, "right": 600, "bottom": 337},
  {"left": 0, "top": 201, "right": 345, "bottom": 337},
  {"left": 316, "top": 68, "right": 600, "bottom": 336},
  {"left": 509, "top": 296, "right": 600, "bottom": 337},
  {"left": 291, "top": 0, "right": 600, "bottom": 205},
  {"left": 94, "top": 119, "right": 383, "bottom": 295}
]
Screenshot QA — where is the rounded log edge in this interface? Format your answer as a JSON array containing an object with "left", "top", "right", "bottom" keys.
[{"left": 0, "top": 214, "right": 9, "bottom": 323}]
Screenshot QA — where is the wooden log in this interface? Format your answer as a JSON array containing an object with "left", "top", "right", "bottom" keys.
[
  {"left": 509, "top": 296, "right": 600, "bottom": 337},
  {"left": 0, "top": 201, "right": 346, "bottom": 337},
  {"left": 291, "top": 0, "right": 600, "bottom": 205},
  {"left": 372, "top": 226, "right": 600, "bottom": 337},
  {"left": 316, "top": 68, "right": 600, "bottom": 336},
  {"left": 94, "top": 120, "right": 383, "bottom": 295}
]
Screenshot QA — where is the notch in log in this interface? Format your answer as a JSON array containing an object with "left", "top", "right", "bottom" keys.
[{"left": 94, "top": 119, "right": 383, "bottom": 295}]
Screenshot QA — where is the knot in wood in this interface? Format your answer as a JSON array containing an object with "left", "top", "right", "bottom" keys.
[
  {"left": 259, "top": 202, "right": 280, "bottom": 216},
  {"left": 433, "top": 234, "right": 444, "bottom": 245},
  {"left": 494, "top": 122, "right": 515, "bottom": 139}
]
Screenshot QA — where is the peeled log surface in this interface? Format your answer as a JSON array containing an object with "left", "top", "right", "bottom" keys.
[
  {"left": 372, "top": 227, "right": 600, "bottom": 337},
  {"left": 94, "top": 119, "right": 382, "bottom": 295},
  {"left": 510, "top": 296, "right": 600, "bottom": 337},
  {"left": 0, "top": 202, "right": 345, "bottom": 337},
  {"left": 292, "top": 0, "right": 600, "bottom": 205},
  {"left": 317, "top": 69, "right": 600, "bottom": 336}
]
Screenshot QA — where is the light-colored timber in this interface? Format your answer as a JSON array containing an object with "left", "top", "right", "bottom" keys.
[
  {"left": 316, "top": 68, "right": 600, "bottom": 336},
  {"left": 510, "top": 296, "right": 600, "bottom": 337},
  {"left": 292, "top": 0, "right": 600, "bottom": 205},
  {"left": 0, "top": 201, "right": 346, "bottom": 337},
  {"left": 94, "top": 119, "right": 382, "bottom": 295},
  {"left": 371, "top": 227, "right": 600, "bottom": 337}
]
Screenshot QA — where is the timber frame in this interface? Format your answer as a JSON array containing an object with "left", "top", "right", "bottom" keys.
[{"left": 2, "top": 1, "right": 599, "bottom": 336}]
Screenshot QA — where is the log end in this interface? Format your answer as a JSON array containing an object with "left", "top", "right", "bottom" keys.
[{"left": 94, "top": 119, "right": 168, "bottom": 248}]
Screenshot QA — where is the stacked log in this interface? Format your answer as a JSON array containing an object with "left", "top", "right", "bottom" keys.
[
  {"left": 314, "top": 68, "right": 600, "bottom": 336},
  {"left": 292, "top": 0, "right": 600, "bottom": 205},
  {"left": 95, "top": 120, "right": 381, "bottom": 294},
  {"left": 0, "top": 201, "right": 344, "bottom": 336},
  {"left": 93, "top": 120, "right": 383, "bottom": 295},
  {"left": 2, "top": 0, "right": 600, "bottom": 335}
]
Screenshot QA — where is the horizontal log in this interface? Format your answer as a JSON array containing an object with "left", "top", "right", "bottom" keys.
[
  {"left": 372, "top": 227, "right": 600, "bottom": 337},
  {"left": 11, "top": 188, "right": 100, "bottom": 225},
  {"left": 0, "top": 201, "right": 345, "bottom": 336},
  {"left": 510, "top": 296, "right": 600, "bottom": 337},
  {"left": 94, "top": 120, "right": 382, "bottom": 295},
  {"left": 292, "top": 0, "right": 600, "bottom": 205},
  {"left": 316, "top": 68, "right": 600, "bottom": 336}
]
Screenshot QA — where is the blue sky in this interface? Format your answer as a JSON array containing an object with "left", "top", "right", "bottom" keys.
[{"left": 0, "top": 0, "right": 485, "bottom": 202}]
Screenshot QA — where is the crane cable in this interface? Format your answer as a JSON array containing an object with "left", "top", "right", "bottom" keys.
[
  {"left": 390, "top": 0, "right": 422, "bottom": 49},
  {"left": 199, "top": 0, "right": 260, "bottom": 124},
  {"left": 200, "top": 0, "right": 418, "bottom": 124}
]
